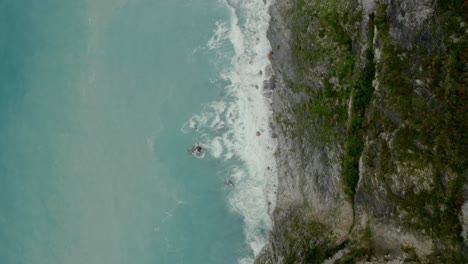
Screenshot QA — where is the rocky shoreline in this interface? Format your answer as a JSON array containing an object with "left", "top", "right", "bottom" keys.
[{"left": 257, "top": 0, "right": 467, "bottom": 263}]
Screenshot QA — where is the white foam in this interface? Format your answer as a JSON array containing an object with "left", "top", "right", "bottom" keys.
[
  {"left": 183, "top": 0, "right": 277, "bottom": 261},
  {"left": 210, "top": 137, "right": 224, "bottom": 158},
  {"left": 208, "top": 21, "right": 229, "bottom": 50},
  {"left": 222, "top": 1, "right": 278, "bottom": 260}
]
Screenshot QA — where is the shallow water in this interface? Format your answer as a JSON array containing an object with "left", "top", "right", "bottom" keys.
[{"left": 0, "top": 0, "right": 276, "bottom": 263}]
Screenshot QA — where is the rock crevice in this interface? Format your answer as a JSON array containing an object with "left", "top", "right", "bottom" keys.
[{"left": 257, "top": 0, "right": 467, "bottom": 263}]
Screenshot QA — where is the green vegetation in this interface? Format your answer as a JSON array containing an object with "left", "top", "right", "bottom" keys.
[
  {"left": 269, "top": 0, "right": 467, "bottom": 262},
  {"left": 269, "top": 208, "right": 341, "bottom": 264},
  {"left": 286, "top": 79, "right": 348, "bottom": 143},
  {"left": 285, "top": 0, "right": 378, "bottom": 198},
  {"left": 342, "top": 14, "right": 376, "bottom": 197},
  {"left": 290, "top": 0, "right": 355, "bottom": 81},
  {"left": 280, "top": 0, "right": 360, "bottom": 145},
  {"left": 369, "top": 1, "right": 468, "bottom": 260},
  {"left": 338, "top": 224, "right": 373, "bottom": 263}
]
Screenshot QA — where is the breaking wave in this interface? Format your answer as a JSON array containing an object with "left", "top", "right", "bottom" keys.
[{"left": 182, "top": 0, "right": 277, "bottom": 262}]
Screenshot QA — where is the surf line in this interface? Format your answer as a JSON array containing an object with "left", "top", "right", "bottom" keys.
[{"left": 183, "top": 0, "right": 278, "bottom": 262}]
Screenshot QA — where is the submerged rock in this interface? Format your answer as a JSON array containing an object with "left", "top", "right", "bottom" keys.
[{"left": 189, "top": 144, "right": 203, "bottom": 157}]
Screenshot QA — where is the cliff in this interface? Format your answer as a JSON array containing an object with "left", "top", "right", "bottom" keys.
[{"left": 257, "top": 0, "right": 467, "bottom": 263}]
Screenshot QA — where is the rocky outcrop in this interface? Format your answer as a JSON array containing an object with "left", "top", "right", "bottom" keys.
[{"left": 257, "top": 0, "right": 467, "bottom": 263}]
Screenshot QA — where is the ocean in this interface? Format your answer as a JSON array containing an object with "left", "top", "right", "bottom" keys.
[{"left": 0, "top": 0, "right": 277, "bottom": 263}]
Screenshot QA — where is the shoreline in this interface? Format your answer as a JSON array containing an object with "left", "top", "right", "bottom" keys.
[
  {"left": 188, "top": 0, "right": 280, "bottom": 262},
  {"left": 222, "top": 0, "right": 280, "bottom": 259}
]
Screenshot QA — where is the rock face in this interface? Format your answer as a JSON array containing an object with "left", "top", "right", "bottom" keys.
[{"left": 257, "top": 0, "right": 467, "bottom": 263}]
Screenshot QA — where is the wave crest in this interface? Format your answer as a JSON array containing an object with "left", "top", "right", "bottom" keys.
[{"left": 183, "top": 0, "right": 277, "bottom": 262}]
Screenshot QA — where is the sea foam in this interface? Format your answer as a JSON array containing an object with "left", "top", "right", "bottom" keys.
[
  {"left": 182, "top": 0, "right": 277, "bottom": 262},
  {"left": 207, "top": 21, "right": 229, "bottom": 50}
]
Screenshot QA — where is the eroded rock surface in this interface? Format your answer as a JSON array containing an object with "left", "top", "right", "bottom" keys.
[{"left": 257, "top": 0, "right": 467, "bottom": 263}]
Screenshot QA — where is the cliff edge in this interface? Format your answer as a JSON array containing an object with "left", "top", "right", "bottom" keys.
[{"left": 257, "top": 0, "right": 467, "bottom": 263}]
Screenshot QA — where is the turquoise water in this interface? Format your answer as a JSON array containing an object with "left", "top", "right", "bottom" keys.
[{"left": 0, "top": 0, "right": 276, "bottom": 263}]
